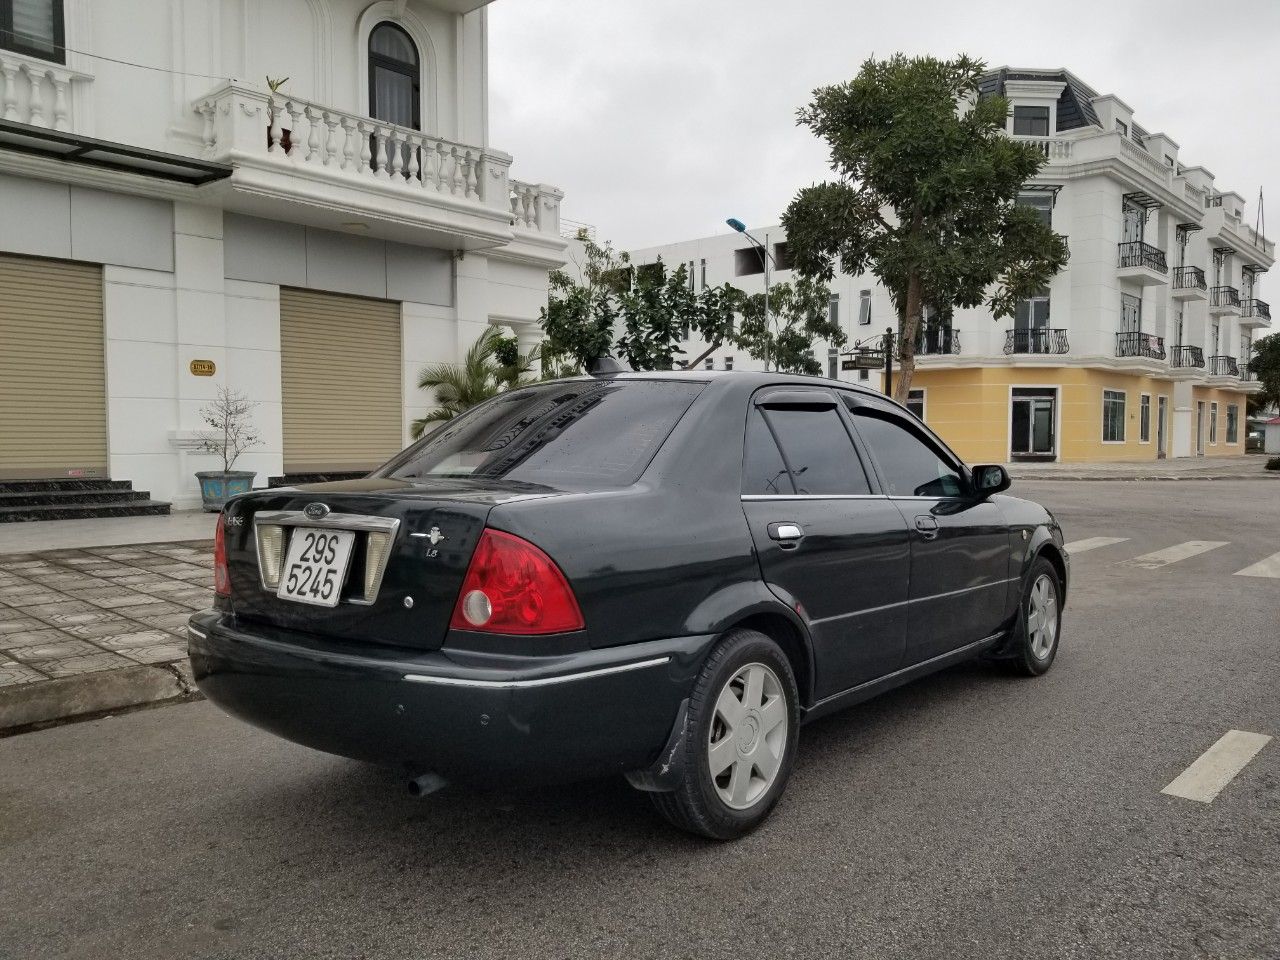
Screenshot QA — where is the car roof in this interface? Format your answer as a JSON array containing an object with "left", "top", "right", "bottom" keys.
[{"left": 562, "top": 368, "right": 889, "bottom": 401}]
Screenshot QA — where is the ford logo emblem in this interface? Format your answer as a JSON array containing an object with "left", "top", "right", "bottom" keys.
[{"left": 303, "top": 502, "right": 330, "bottom": 520}]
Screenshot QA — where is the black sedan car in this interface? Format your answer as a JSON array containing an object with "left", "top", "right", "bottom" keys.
[{"left": 189, "top": 371, "right": 1067, "bottom": 839}]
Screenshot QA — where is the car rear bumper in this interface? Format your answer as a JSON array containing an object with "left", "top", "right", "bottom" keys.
[{"left": 187, "top": 611, "right": 714, "bottom": 786}]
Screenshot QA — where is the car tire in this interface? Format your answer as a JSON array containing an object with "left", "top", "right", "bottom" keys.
[
  {"left": 649, "top": 628, "right": 800, "bottom": 840},
  {"left": 1007, "top": 557, "right": 1063, "bottom": 677}
]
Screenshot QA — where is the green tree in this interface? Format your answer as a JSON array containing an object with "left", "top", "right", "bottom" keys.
[
  {"left": 410, "top": 327, "right": 537, "bottom": 438},
  {"left": 732, "top": 275, "right": 845, "bottom": 374},
  {"left": 543, "top": 231, "right": 838, "bottom": 374},
  {"left": 1248, "top": 333, "right": 1280, "bottom": 414},
  {"left": 782, "top": 53, "right": 1070, "bottom": 400}
]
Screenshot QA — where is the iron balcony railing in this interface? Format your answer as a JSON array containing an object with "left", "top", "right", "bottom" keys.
[
  {"left": 914, "top": 328, "right": 960, "bottom": 355},
  {"left": 1004, "top": 328, "right": 1069, "bottom": 354},
  {"left": 1118, "top": 241, "right": 1168, "bottom": 273},
  {"left": 1210, "top": 286, "right": 1241, "bottom": 309},
  {"left": 1240, "top": 361, "right": 1257, "bottom": 382},
  {"left": 1116, "top": 331, "right": 1166, "bottom": 360},
  {"left": 1172, "top": 266, "right": 1207, "bottom": 291},
  {"left": 1207, "top": 355, "right": 1239, "bottom": 376},
  {"left": 1242, "top": 298, "right": 1272, "bottom": 321},
  {"left": 1169, "top": 345, "right": 1205, "bottom": 368}
]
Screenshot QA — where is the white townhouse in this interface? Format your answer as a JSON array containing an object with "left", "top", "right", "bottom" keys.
[
  {"left": 627, "top": 67, "right": 1273, "bottom": 466},
  {"left": 0, "top": 0, "right": 566, "bottom": 518}
]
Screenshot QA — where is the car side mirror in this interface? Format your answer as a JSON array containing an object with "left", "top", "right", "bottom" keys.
[{"left": 971, "top": 464, "right": 1011, "bottom": 496}]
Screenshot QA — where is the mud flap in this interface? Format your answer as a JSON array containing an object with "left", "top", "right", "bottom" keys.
[{"left": 624, "top": 698, "right": 689, "bottom": 793}]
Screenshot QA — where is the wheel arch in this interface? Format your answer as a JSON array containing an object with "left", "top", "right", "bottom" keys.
[
  {"left": 1029, "top": 537, "right": 1068, "bottom": 604},
  {"left": 721, "top": 608, "right": 815, "bottom": 708}
]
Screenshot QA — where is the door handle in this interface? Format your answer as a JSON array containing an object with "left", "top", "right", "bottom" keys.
[
  {"left": 768, "top": 522, "right": 804, "bottom": 543},
  {"left": 914, "top": 515, "right": 939, "bottom": 541}
]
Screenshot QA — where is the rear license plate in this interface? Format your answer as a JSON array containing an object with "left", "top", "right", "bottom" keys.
[{"left": 277, "top": 528, "right": 356, "bottom": 607}]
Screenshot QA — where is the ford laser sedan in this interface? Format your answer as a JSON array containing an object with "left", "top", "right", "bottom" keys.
[{"left": 189, "top": 371, "right": 1067, "bottom": 839}]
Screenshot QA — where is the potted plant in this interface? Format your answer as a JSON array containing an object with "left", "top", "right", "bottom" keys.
[{"left": 195, "top": 386, "right": 262, "bottom": 511}]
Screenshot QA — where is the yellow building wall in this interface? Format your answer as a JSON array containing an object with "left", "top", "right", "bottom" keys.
[{"left": 894, "top": 367, "right": 1247, "bottom": 463}]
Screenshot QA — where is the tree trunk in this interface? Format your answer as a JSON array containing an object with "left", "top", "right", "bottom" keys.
[
  {"left": 685, "top": 341, "right": 721, "bottom": 370},
  {"left": 894, "top": 272, "right": 923, "bottom": 402}
]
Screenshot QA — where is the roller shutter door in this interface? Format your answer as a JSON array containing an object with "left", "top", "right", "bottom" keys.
[
  {"left": 0, "top": 255, "right": 107, "bottom": 479},
  {"left": 280, "top": 288, "right": 403, "bottom": 472}
]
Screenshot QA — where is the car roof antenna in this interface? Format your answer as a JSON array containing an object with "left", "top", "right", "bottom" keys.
[{"left": 588, "top": 353, "right": 630, "bottom": 377}]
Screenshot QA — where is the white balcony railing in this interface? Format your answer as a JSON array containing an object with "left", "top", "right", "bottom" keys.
[
  {"left": 193, "top": 82, "right": 562, "bottom": 238},
  {"left": 0, "top": 49, "right": 92, "bottom": 131},
  {"left": 1012, "top": 136, "right": 1073, "bottom": 160}
]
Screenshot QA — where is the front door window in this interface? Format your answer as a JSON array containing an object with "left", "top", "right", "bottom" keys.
[{"left": 1121, "top": 293, "right": 1142, "bottom": 335}]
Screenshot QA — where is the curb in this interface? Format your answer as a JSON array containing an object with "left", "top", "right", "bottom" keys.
[{"left": 0, "top": 661, "right": 201, "bottom": 734}]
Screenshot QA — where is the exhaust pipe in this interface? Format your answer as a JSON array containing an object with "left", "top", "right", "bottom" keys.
[{"left": 407, "top": 771, "right": 448, "bottom": 798}]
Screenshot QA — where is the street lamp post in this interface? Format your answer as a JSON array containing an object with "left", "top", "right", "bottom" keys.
[{"left": 726, "top": 218, "right": 775, "bottom": 370}]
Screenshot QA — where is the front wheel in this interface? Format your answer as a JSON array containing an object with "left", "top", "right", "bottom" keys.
[
  {"left": 649, "top": 629, "right": 799, "bottom": 840},
  {"left": 1008, "top": 558, "right": 1063, "bottom": 676}
]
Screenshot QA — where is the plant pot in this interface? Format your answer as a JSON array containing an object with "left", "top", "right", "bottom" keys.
[{"left": 195, "top": 470, "right": 257, "bottom": 512}]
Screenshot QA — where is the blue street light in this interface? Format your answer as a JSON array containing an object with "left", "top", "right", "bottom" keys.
[{"left": 725, "top": 217, "right": 775, "bottom": 369}]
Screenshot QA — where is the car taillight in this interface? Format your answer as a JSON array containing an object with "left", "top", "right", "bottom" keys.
[
  {"left": 214, "top": 513, "right": 230, "bottom": 597},
  {"left": 450, "top": 529, "right": 584, "bottom": 634}
]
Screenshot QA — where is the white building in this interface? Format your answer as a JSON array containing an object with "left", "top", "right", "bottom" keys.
[
  {"left": 625, "top": 68, "right": 1272, "bottom": 465},
  {"left": 0, "top": 0, "right": 565, "bottom": 517}
]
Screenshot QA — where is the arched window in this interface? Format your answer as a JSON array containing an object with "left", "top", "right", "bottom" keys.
[{"left": 368, "top": 22, "right": 419, "bottom": 130}]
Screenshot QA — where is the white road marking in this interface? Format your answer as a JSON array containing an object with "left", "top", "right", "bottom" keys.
[
  {"left": 1161, "top": 730, "right": 1272, "bottom": 803},
  {"left": 1122, "top": 540, "right": 1229, "bottom": 569},
  {"left": 1065, "top": 536, "right": 1129, "bottom": 554},
  {"left": 1234, "top": 551, "right": 1280, "bottom": 579}
]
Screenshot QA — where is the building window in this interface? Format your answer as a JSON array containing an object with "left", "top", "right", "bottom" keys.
[
  {"left": 734, "top": 247, "right": 766, "bottom": 277},
  {"left": 1174, "top": 309, "right": 1184, "bottom": 347},
  {"left": 1209, "top": 402, "right": 1218, "bottom": 444},
  {"left": 905, "top": 389, "right": 925, "bottom": 422},
  {"left": 1164, "top": 155, "right": 1174, "bottom": 167},
  {"left": 1116, "top": 119, "right": 1129, "bottom": 136},
  {"left": 1102, "top": 390, "right": 1126, "bottom": 443},
  {"left": 1018, "top": 193, "right": 1053, "bottom": 227},
  {"left": 1211, "top": 321, "right": 1220, "bottom": 353},
  {"left": 1, "top": 0, "right": 64, "bottom": 62},
  {"left": 369, "top": 22, "right": 421, "bottom": 130},
  {"left": 1139, "top": 394, "right": 1151, "bottom": 443},
  {"left": 1012, "top": 105, "right": 1050, "bottom": 136},
  {"left": 827, "top": 294, "right": 840, "bottom": 327},
  {"left": 699, "top": 258, "right": 707, "bottom": 290},
  {"left": 724, "top": 356, "right": 734, "bottom": 371},
  {"left": 686, "top": 260, "right": 695, "bottom": 291},
  {"left": 704, "top": 358, "right": 714, "bottom": 371},
  {"left": 1120, "top": 292, "right": 1142, "bottom": 334},
  {"left": 858, "top": 289, "right": 872, "bottom": 325},
  {"left": 773, "top": 242, "right": 791, "bottom": 271},
  {"left": 859, "top": 368, "right": 870, "bottom": 381},
  {"left": 1227, "top": 404, "right": 1239, "bottom": 443},
  {"left": 827, "top": 348, "right": 838, "bottom": 379}
]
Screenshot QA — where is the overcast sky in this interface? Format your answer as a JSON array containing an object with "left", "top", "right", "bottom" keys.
[{"left": 488, "top": 0, "right": 1278, "bottom": 251}]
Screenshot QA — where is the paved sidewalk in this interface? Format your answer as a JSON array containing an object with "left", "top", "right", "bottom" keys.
[
  {"left": 1009, "top": 456, "right": 1276, "bottom": 481},
  {"left": 0, "top": 541, "right": 212, "bottom": 730}
]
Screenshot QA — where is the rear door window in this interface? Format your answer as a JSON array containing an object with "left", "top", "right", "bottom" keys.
[
  {"left": 377, "top": 380, "right": 704, "bottom": 489},
  {"left": 744, "top": 402, "right": 872, "bottom": 496}
]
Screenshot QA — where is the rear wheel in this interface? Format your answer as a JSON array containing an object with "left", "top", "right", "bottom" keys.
[
  {"left": 649, "top": 628, "right": 799, "bottom": 839},
  {"left": 1008, "top": 557, "right": 1062, "bottom": 676}
]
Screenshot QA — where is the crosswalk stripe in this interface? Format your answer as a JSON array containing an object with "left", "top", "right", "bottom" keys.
[
  {"left": 1234, "top": 551, "right": 1280, "bottom": 579},
  {"left": 1122, "top": 540, "right": 1229, "bottom": 569},
  {"left": 1065, "top": 536, "right": 1129, "bottom": 554},
  {"left": 1161, "top": 730, "right": 1272, "bottom": 803}
]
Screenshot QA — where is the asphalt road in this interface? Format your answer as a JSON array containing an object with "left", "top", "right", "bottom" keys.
[{"left": 2, "top": 479, "right": 1277, "bottom": 960}]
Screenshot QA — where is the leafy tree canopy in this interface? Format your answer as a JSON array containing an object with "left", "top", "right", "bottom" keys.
[
  {"left": 1248, "top": 333, "right": 1280, "bottom": 414},
  {"left": 542, "top": 231, "right": 838, "bottom": 374},
  {"left": 782, "top": 53, "right": 1070, "bottom": 399}
]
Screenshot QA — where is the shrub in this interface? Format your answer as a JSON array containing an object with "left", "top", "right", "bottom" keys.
[{"left": 1267, "top": 457, "right": 1280, "bottom": 471}]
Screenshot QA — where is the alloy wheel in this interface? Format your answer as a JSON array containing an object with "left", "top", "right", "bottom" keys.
[
  {"left": 707, "top": 662, "right": 788, "bottom": 810},
  {"left": 1026, "top": 573, "right": 1059, "bottom": 660}
]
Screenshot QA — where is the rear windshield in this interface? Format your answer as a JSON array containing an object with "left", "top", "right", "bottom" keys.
[{"left": 376, "top": 380, "right": 705, "bottom": 489}]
